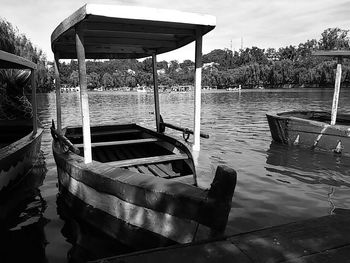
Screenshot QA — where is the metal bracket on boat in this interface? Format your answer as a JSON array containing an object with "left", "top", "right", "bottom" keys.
[
  {"left": 159, "top": 115, "right": 209, "bottom": 142},
  {"left": 293, "top": 134, "right": 300, "bottom": 145},
  {"left": 182, "top": 128, "right": 191, "bottom": 142},
  {"left": 51, "top": 120, "right": 80, "bottom": 154},
  {"left": 333, "top": 140, "right": 343, "bottom": 154}
]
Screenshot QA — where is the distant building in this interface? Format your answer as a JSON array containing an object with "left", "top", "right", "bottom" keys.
[{"left": 203, "top": 62, "right": 219, "bottom": 69}]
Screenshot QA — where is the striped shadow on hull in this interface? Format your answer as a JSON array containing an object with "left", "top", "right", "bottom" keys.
[{"left": 58, "top": 167, "right": 210, "bottom": 245}]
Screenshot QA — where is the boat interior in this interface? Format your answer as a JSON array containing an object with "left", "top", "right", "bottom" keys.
[
  {"left": 64, "top": 124, "right": 195, "bottom": 182},
  {"left": 278, "top": 111, "right": 350, "bottom": 125},
  {"left": 0, "top": 120, "right": 33, "bottom": 149}
]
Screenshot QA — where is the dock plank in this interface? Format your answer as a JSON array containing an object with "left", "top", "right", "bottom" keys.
[
  {"left": 90, "top": 213, "right": 350, "bottom": 263},
  {"left": 90, "top": 241, "right": 251, "bottom": 263},
  {"left": 228, "top": 213, "right": 350, "bottom": 263}
]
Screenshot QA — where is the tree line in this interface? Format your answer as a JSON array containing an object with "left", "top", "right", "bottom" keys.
[
  {"left": 0, "top": 18, "right": 51, "bottom": 92},
  {"left": 1, "top": 16, "right": 349, "bottom": 92}
]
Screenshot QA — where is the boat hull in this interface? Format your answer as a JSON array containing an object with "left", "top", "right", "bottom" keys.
[
  {"left": 266, "top": 111, "right": 350, "bottom": 156},
  {"left": 52, "top": 124, "right": 236, "bottom": 249},
  {"left": 0, "top": 128, "right": 44, "bottom": 195}
]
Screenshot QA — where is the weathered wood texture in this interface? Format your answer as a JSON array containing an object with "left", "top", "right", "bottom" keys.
[
  {"left": 0, "top": 127, "right": 43, "bottom": 194},
  {"left": 54, "top": 54, "right": 62, "bottom": 132},
  {"left": 331, "top": 60, "right": 342, "bottom": 125},
  {"left": 107, "top": 154, "right": 188, "bottom": 168},
  {"left": 229, "top": 213, "right": 350, "bottom": 263},
  {"left": 75, "top": 138, "right": 159, "bottom": 148},
  {"left": 52, "top": 124, "right": 237, "bottom": 247},
  {"left": 51, "top": 4, "right": 216, "bottom": 59},
  {"left": 91, "top": 213, "right": 350, "bottom": 263},
  {"left": 193, "top": 28, "right": 202, "bottom": 151},
  {"left": 30, "top": 69, "right": 37, "bottom": 135},
  {"left": 152, "top": 54, "right": 161, "bottom": 132},
  {"left": 266, "top": 111, "right": 350, "bottom": 156},
  {"left": 76, "top": 25, "right": 92, "bottom": 164},
  {"left": 0, "top": 50, "right": 37, "bottom": 69}
]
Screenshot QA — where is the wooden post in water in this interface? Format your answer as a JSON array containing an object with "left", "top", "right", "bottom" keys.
[
  {"left": 152, "top": 53, "right": 161, "bottom": 132},
  {"left": 75, "top": 25, "right": 92, "bottom": 164},
  {"left": 193, "top": 28, "right": 203, "bottom": 151},
  {"left": 331, "top": 57, "right": 342, "bottom": 125},
  {"left": 54, "top": 53, "right": 62, "bottom": 133},
  {"left": 31, "top": 69, "right": 37, "bottom": 136}
]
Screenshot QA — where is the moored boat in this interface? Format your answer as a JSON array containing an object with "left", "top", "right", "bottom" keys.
[
  {"left": 0, "top": 50, "right": 44, "bottom": 195},
  {"left": 51, "top": 4, "right": 237, "bottom": 249},
  {"left": 266, "top": 51, "right": 350, "bottom": 156}
]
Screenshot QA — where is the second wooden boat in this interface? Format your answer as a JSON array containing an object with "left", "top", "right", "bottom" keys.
[
  {"left": 266, "top": 51, "right": 350, "bottom": 156},
  {"left": 0, "top": 51, "right": 44, "bottom": 196}
]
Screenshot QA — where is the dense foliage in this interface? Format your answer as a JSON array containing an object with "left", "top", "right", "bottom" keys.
[
  {"left": 0, "top": 18, "right": 53, "bottom": 92},
  {"left": 58, "top": 28, "right": 350, "bottom": 90},
  {"left": 1, "top": 15, "right": 349, "bottom": 92}
]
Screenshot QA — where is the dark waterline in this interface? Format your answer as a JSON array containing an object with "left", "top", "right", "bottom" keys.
[{"left": 2, "top": 89, "right": 350, "bottom": 262}]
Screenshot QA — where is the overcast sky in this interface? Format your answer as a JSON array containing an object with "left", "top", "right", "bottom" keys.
[{"left": 1, "top": 0, "right": 350, "bottom": 62}]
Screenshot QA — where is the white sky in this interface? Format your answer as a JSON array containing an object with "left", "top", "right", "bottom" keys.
[{"left": 1, "top": 0, "right": 350, "bottom": 62}]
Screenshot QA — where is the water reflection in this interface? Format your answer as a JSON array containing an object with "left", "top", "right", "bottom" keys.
[
  {"left": 266, "top": 142, "right": 350, "bottom": 187},
  {"left": 56, "top": 194, "right": 133, "bottom": 263},
  {"left": 0, "top": 152, "right": 48, "bottom": 263},
  {"left": 34, "top": 90, "right": 350, "bottom": 261}
]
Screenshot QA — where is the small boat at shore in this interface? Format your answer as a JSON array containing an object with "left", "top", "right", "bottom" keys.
[
  {"left": 51, "top": 4, "right": 237, "bottom": 249},
  {"left": 0, "top": 50, "right": 44, "bottom": 196},
  {"left": 266, "top": 51, "right": 350, "bottom": 156}
]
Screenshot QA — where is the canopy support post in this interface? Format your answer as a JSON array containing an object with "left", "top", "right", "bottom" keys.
[
  {"left": 152, "top": 53, "right": 161, "bottom": 132},
  {"left": 54, "top": 53, "right": 62, "bottom": 133},
  {"left": 31, "top": 69, "right": 37, "bottom": 136},
  {"left": 193, "top": 28, "right": 202, "bottom": 151},
  {"left": 331, "top": 57, "right": 342, "bottom": 125},
  {"left": 76, "top": 25, "right": 92, "bottom": 164}
]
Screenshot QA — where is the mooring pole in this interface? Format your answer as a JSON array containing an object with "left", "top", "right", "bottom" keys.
[
  {"left": 152, "top": 53, "right": 161, "bottom": 132},
  {"left": 75, "top": 25, "right": 92, "bottom": 164},
  {"left": 331, "top": 57, "right": 342, "bottom": 125},
  {"left": 54, "top": 53, "right": 62, "bottom": 133},
  {"left": 193, "top": 28, "right": 203, "bottom": 151}
]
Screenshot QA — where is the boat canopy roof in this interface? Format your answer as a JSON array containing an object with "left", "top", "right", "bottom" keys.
[
  {"left": 312, "top": 50, "right": 350, "bottom": 58},
  {"left": 51, "top": 4, "right": 216, "bottom": 59},
  {"left": 0, "top": 50, "right": 37, "bottom": 69}
]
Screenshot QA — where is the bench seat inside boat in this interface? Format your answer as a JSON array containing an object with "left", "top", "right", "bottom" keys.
[{"left": 65, "top": 125, "right": 194, "bottom": 180}]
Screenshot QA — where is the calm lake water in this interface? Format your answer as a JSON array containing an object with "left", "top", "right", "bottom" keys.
[{"left": 2, "top": 89, "right": 350, "bottom": 262}]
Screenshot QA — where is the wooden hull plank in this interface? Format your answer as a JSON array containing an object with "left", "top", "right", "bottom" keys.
[
  {"left": 0, "top": 128, "right": 43, "bottom": 193},
  {"left": 58, "top": 168, "right": 202, "bottom": 243},
  {"left": 118, "top": 146, "right": 153, "bottom": 175},
  {"left": 59, "top": 184, "right": 177, "bottom": 249},
  {"left": 266, "top": 111, "right": 350, "bottom": 156},
  {"left": 53, "top": 143, "right": 216, "bottom": 225}
]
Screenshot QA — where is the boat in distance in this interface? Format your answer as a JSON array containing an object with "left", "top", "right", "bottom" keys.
[
  {"left": 266, "top": 51, "right": 350, "bottom": 156},
  {"left": 51, "top": 4, "right": 237, "bottom": 249},
  {"left": 266, "top": 110, "right": 350, "bottom": 156},
  {"left": 0, "top": 50, "right": 43, "bottom": 196}
]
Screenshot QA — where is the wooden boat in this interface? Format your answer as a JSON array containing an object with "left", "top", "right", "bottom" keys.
[
  {"left": 266, "top": 51, "right": 350, "bottom": 156},
  {"left": 51, "top": 4, "right": 237, "bottom": 249},
  {"left": 0, "top": 51, "right": 44, "bottom": 195}
]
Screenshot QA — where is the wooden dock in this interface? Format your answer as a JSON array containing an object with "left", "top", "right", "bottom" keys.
[{"left": 90, "top": 212, "right": 350, "bottom": 263}]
